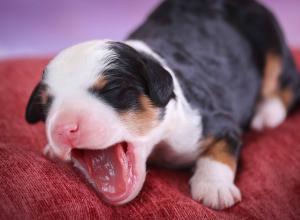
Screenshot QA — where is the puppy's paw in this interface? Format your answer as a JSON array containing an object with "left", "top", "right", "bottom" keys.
[
  {"left": 251, "top": 97, "right": 286, "bottom": 131},
  {"left": 190, "top": 158, "right": 241, "bottom": 210},
  {"left": 190, "top": 178, "right": 241, "bottom": 210}
]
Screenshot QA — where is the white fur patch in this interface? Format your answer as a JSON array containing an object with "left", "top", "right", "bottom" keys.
[
  {"left": 46, "top": 40, "right": 117, "bottom": 97},
  {"left": 251, "top": 97, "right": 287, "bottom": 131},
  {"left": 190, "top": 158, "right": 241, "bottom": 210}
]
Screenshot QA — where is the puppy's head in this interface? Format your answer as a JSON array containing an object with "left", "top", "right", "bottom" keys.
[{"left": 25, "top": 40, "right": 174, "bottom": 204}]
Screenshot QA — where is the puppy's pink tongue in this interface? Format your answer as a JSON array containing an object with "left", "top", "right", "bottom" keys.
[{"left": 71, "top": 142, "right": 134, "bottom": 204}]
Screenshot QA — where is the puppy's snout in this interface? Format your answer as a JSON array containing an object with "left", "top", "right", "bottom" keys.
[
  {"left": 53, "top": 122, "right": 80, "bottom": 148},
  {"left": 48, "top": 107, "right": 120, "bottom": 153}
]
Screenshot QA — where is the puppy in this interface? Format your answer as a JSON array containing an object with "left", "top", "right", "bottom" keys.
[{"left": 25, "top": 0, "right": 300, "bottom": 210}]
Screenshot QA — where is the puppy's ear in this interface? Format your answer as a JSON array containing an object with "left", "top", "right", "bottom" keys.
[
  {"left": 25, "top": 82, "right": 47, "bottom": 124},
  {"left": 140, "top": 53, "right": 174, "bottom": 107},
  {"left": 107, "top": 41, "right": 174, "bottom": 107}
]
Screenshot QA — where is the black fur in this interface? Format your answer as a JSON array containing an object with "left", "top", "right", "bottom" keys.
[
  {"left": 128, "top": 0, "right": 300, "bottom": 158},
  {"left": 89, "top": 41, "right": 174, "bottom": 111},
  {"left": 25, "top": 82, "right": 52, "bottom": 124}
]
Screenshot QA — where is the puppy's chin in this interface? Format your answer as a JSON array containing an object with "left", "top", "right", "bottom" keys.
[{"left": 70, "top": 141, "right": 147, "bottom": 205}]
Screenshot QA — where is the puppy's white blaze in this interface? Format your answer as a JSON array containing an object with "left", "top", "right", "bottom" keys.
[
  {"left": 46, "top": 40, "right": 117, "bottom": 96},
  {"left": 251, "top": 97, "right": 287, "bottom": 130},
  {"left": 190, "top": 158, "right": 241, "bottom": 210}
]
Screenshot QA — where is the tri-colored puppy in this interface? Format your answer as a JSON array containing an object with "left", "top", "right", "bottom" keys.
[{"left": 25, "top": 0, "right": 300, "bottom": 210}]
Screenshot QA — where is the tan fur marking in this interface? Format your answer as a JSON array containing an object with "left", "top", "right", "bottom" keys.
[
  {"left": 92, "top": 77, "right": 107, "bottom": 90},
  {"left": 278, "top": 88, "right": 294, "bottom": 109},
  {"left": 201, "top": 136, "right": 216, "bottom": 149},
  {"left": 202, "top": 138, "right": 236, "bottom": 172},
  {"left": 259, "top": 51, "right": 295, "bottom": 110},
  {"left": 261, "top": 52, "right": 282, "bottom": 98},
  {"left": 120, "top": 95, "right": 160, "bottom": 135}
]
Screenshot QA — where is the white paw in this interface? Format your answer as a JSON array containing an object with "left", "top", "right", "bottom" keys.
[
  {"left": 251, "top": 97, "right": 287, "bottom": 131},
  {"left": 190, "top": 179, "right": 241, "bottom": 210},
  {"left": 190, "top": 158, "right": 241, "bottom": 210}
]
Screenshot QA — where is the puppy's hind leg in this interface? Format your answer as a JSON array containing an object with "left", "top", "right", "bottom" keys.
[
  {"left": 251, "top": 50, "right": 299, "bottom": 130},
  {"left": 251, "top": 52, "right": 287, "bottom": 130},
  {"left": 225, "top": 0, "right": 300, "bottom": 130}
]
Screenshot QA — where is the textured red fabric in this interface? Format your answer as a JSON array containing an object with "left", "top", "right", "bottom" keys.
[{"left": 0, "top": 53, "right": 300, "bottom": 220}]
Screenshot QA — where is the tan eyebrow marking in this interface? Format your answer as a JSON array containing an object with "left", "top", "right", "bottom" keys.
[{"left": 91, "top": 76, "right": 108, "bottom": 90}]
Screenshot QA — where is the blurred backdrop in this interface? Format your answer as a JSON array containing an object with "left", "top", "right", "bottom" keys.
[{"left": 0, "top": 0, "right": 299, "bottom": 58}]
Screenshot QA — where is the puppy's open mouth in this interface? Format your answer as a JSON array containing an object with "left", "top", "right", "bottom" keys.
[{"left": 71, "top": 142, "right": 137, "bottom": 204}]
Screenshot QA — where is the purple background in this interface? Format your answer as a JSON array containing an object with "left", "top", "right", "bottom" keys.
[{"left": 0, "top": 0, "right": 299, "bottom": 58}]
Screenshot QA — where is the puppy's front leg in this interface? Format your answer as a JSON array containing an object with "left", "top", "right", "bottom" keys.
[
  {"left": 190, "top": 111, "right": 241, "bottom": 209},
  {"left": 190, "top": 126, "right": 241, "bottom": 210}
]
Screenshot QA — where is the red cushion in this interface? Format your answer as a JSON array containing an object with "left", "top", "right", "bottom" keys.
[{"left": 1, "top": 53, "right": 300, "bottom": 219}]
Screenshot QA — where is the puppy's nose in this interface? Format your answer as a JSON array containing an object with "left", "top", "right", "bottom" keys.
[{"left": 54, "top": 123, "right": 79, "bottom": 147}]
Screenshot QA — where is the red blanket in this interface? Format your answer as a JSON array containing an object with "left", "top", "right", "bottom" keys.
[{"left": 0, "top": 52, "right": 300, "bottom": 219}]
